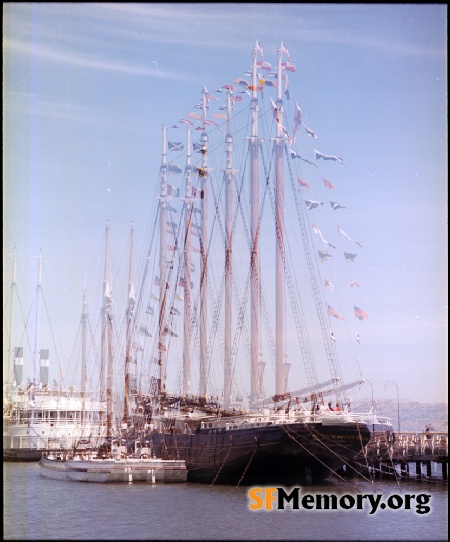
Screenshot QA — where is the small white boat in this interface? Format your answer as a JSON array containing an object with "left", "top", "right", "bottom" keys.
[{"left": 39, "top": 447, "right": 187, "bottom": 483}]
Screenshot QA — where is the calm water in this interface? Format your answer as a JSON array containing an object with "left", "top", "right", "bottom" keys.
[{"left": 3, "top": 462, "right": 448, "bottom": 540}]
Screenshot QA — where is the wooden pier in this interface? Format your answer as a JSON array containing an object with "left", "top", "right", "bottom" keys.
[{"left": 347, "top": 431, "right": 448, "bottom": 482}]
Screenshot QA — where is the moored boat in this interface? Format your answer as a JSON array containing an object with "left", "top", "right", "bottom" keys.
[
  {"left": 3, "top": 248, "right": 107, "bottom": 461},
  {"left": 39, "top": 446, "right": 187, "bottom": 483}
]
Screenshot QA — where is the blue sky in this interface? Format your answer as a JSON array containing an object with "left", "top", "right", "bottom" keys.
[{"left": 3, "top": 3, "right": 447, "bottom": 405}]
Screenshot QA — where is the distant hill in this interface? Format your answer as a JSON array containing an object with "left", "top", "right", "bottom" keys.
[{"left": 351, "top": 399, "right": 448, "bottom": 432}]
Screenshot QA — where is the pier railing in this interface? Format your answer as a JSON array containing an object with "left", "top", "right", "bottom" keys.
[
  {"left": 366, "top": 431, "right": 448, "bottom": 462},
  {"left": 346, "top": 431, "right": 448, "bottom": 481}
]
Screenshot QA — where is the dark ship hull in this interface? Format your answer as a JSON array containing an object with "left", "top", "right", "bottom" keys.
[
  {"left": 140, "top": 417, "right": 370, "bottom": 485},
  {"left": 3, "top": 445, "right": 43, "bottom": 462}
]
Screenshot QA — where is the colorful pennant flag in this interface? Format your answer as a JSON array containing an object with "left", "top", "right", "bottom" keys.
[
  {"left": 168, "top": 164, "right": 183, "bottom": 175},
  {"left": 330, "top": 201, "right": 347, "bottom": 211},
  {"left": 323, "top": 177, "right": 335, "bottom": 190},
  {"left": 186, "top": 112, "right": 202, "bottom": 121},
  {"left": 305, "top": 126, "right": 318, "bottom": 138},
  {"left": 324, "top": 279, "right": 334, "bottom": 292},
  {"left": 354, "top": 306, "right": 369, "bottom": 321},
  {"left": 290, "top": 150, "right": 318, "bottom": 168},
  {"left": 344, "top": 252, "right": 358, "bottom": 262},
  {"left": 168, "top": 141, "right": 184, "bottom": 151},
  {"left": 305, "top": 200, "right": 323, "bottom": 210},
  {"left": 328, "top": 305, "right": 345, "bottom": 320},
  {"left": 290, "top": 102, "right": 302, "bottom": 145},
  {"left": 166, "top": 184, "right": 180, "bottom": 197},
  {"left": 349, "top": 277, "right": 362, "bottom": 288},
  {"left": 139, "top": 325, "right": 152, "bottom": 337},
  {"left": 337, "top": 225, "right": 363, "bottom": 247},
  {"left": 318, "top": 250, "right": 333, "bottom": 262},
  {"left": 312, "top": 224, "right": 337, "bottom": 249},
  {"left": 314, "top": 149, "right": 344, "bottom": 165},
  {"left": 233, "top": 78, "right": 250, "bottom": 88},
  {"left": 297, "top": 177, "right": 310, "bottom": 188}
]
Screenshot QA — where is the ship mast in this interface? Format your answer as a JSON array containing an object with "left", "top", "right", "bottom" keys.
[
  {"left": 103, "top": 223, "right": 115, "bottom": 438},
  {"left": 250, "top": 42, "right": 260, "bottom": 406},
  {"left": 99, "top": 222, "right": 111, "bottom": 427},
  {"left": 223, "top": 87, "right": 236, "bottom": 409},
  {"left": 81, "top": 285, "right": 88, "bottom": 423},
  {"left": 198, "top": 89, "right": 209, "bottom": 398},
  {"left": 158, "top": 125, "right": 169, "bottom": 395},
  {"left": 105, "top": 289, "right": 114, "bottom": 438},
  {"left": 183, "top": 126, "right": 193, "bottom": 394},
  {"left": 275, "top": 44, "right": 286, "bottom": 397},
  {"left": 123, "top": 222, "right": 135, "bottom": 425}
]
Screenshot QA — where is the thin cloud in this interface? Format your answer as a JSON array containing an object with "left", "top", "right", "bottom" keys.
[
  {"left": 4, "top": 38, "right": 193, "bottom": 80},
  {"left": 7, "top": 3, "right": 444, "bottom": 61},
  {"left": 7, "top": 91, "right": 108, "bottom": 126}
]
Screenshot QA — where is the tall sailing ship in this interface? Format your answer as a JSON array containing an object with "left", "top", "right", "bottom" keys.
[{"left": 119, "top": 41, "right": 376, "bottom": 485}]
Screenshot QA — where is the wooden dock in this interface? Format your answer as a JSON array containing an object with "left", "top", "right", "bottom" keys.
[{"left": 346, "top": 431, "right": 448, "bottom": 481}]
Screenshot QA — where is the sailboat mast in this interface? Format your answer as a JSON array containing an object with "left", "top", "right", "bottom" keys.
[
  {"left": 250, "top": 43, "right": 260, "bottom": 405},
  {"left": 99, "top": 222, "right": 110, "bottom": 424},
  {"left": 6, "top": 246, "right": 17, "bottom": 386},
  {"left": 199, "top": 89, "right": 209, "bottom": 398},
  {"left": 223, "top": 88, "right": 234, "bottom": 409},
  {"left": 183, "top": 126, "right": 193, "bottom": 394},
  {"left": 33, "top": 248, "right": 43, "bottom": 384},
  {"left": 123, "top": 222, "right": 135, "bottom": 424},
  {"left": 98, "top": 222, "right": 115, "bottom": 437},
  {"left": 81, "top": 286, "right": 88, "bottom": 423},
  {"left": 106, "top": 294, "right": 114, "bottom": 437},
  {"left": 158, "top": 125, "right": 168, "bottom": 395},
  {"left": 275, "top": 44, "right": 285, "bottom": 397}
]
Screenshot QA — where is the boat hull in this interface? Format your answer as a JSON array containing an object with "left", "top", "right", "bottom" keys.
[
  {"left": 39, "top": 456, "right": 187, "bottom": 483},
  {"left": 144, "top": 419, "right": 370, "bottom": 485},
  {"left": 3, "top": 446, "right": 44, "bottom": 462},
  {"left": 3, "top": 429, "right": 107, "bottom": 463}
]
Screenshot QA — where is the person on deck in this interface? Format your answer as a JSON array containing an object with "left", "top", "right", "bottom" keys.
[
  {"left": 328, "top": 402, "right": 334, "bottom": 411},
  {"left": 335, "top": 403, "right": 341, "bottom": 412}
]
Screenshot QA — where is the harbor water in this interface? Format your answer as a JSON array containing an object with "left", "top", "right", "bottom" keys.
[{"left": 3, "top": 462, "right": 447, "bottom": 540}]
